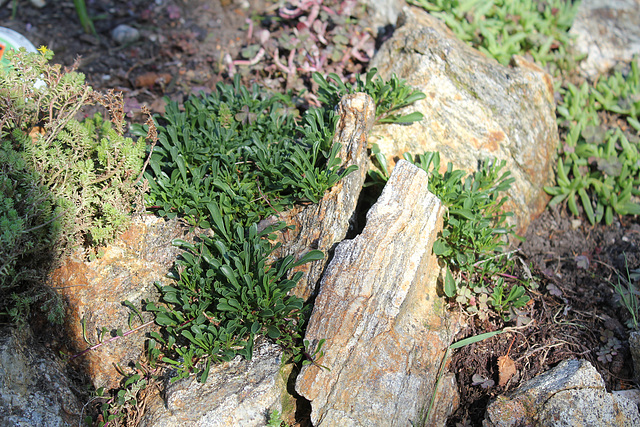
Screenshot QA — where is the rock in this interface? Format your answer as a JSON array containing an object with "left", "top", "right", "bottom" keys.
[
  {"left": 614, "top": 388, "right": 640, "bottom": 409},
  {"left": 49, "top": 215, "right": 195, "bottom": 389},
  {"left": 140, "top": 336, "right": 290, "bottom": 426},
  {"left": 112, "top": 24, "right": 141, "bottom": 45},
  {"left": 262, "top": 92, "right": 376, "bottom": 301},
  {"left": 630, "top": 330, "right": 640, "bottom": 383},
  {"left": 359, "top": 0, "right": 406, "bottom": 32},
  {"left": 295, "top": 160, "right": 459, "bottom": 426},
  {"left": 484, "top": 359, "right": 640, "bottom": 427},
  {"left": 569, "top": 0, "right": 640, "bottom": 79},
  {"left": 368, "top": 6, "right": 559, "bottom": 236},
  {"left": 0, "top": 326, "right": 82, "bottom": 426}
]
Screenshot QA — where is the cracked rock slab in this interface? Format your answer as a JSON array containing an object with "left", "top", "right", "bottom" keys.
[{"left": 296, "top": 160, "right": 459, "bottom": 426}]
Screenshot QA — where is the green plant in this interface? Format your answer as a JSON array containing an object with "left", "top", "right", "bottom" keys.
[
  {"left": 0, "top": 48, "right": 150, "bottom": 324},
  {"left": 376, "top": 151, "right": 528, "bottom": 318},
  {"left": 83, "top": 361, "right": 160, "bottom": 427},
  {"left": 1, "top": 48, "right": 148, "bottom": 247},
  {"left": 313, "top": 68, "right": 426, "bottom": 124},
  {"left": 145, "top": 217, "right": 323, "bottom": 383},
  {"left": 73, "top": 0, "right": 96, "bottom": 36},
  {"left": 408, "top": 0, "right": 580, "bottom": 74},
  {"left": 140, "top": 69, "right": 423, "bottom": 385},
  {"left": 267, "top": 409, "right": 291, "bottom": 427},
  {"left": 608, "top": 254, "right": 640, "bottom": 330},
  {"left": 0, "top": 140, "right": 63, "bottom": 323},
  {"left": 596, "top": 329, "right": 622, "bottom": 364},
  {"left": 490, "top": 279, "right": 530, "bottom": 317},
  {"left": 140, "top": 73, "right": 355, "bottom": 228},
  {"left": 406, "top": 152, "right": 516, "bottom": 270},
  {"left": 546, "top": 59, "right": 640, "bottom": 224}
]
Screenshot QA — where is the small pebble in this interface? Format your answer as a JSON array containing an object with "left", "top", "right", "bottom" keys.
[{"left": 111, "top": 24, "right": 140, "bottom": 45}]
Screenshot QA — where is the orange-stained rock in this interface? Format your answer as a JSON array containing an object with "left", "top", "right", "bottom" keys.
[
  {"left": 49, "top": 215, "right": 195, "bottom": 389},
  {"left": 296, "top": 160, "right": 460, "bottom": 426},
  {"left": 368, "top": 7, "right": 559, "bottom": 237},
  {"left": 262, "top": 92, "right": 376, "bottom": 301}
]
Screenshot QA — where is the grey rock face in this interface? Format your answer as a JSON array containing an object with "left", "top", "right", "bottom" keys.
[
  {"left": 369, "top": 6, "right": 559, "bottom": 237},
  {"left": 570, "top": 0, "right": 640, "bottom": 78},
  {"left": 358, "top": 0, "right": 406, "bottom": 31},
  {"left": 0, "top": 326, "right": 81, "bottom": 426},
  {"left": 484, "top": 359, "right": 640, "bottom": 427},
  {"left": 296, "top": 160, "right": 459, "bottom": 426},
  {"left": 111, "top": 24, "right": 141, "bottom": 45},
  {"left": 140, "top": 337, "right": 286, "bottom": 427}
]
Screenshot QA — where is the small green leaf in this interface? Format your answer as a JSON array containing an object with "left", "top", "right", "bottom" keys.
[
  {"left": 251, "top": 321, "right": 261, "bottom": 334},
  {"left": 155, "top": 312, "right": 175, "bottom": 326},
  {"left": 267, "top": 325, "right": 281, "bottom": 339},
  {"left": 377, "top": 111, "right": 425, "bottom": 124},
  {"left": 444, "top": 268, "right": 456, "bottom": 298},
  {"left": 433, "top": 239, "right": 450, "bottom": 256},
  {"left": 450, "top": 330, "right": 504, "bottom": 349}
]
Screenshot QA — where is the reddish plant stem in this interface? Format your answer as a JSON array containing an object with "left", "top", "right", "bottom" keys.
[{"left": 69, "top": 320, "right": 155, "bottom": 360}]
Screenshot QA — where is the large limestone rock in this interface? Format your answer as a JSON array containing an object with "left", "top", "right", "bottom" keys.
[
  {"left": 296, "top": 160, "right": 459, "bottom": 426},
  {"left": 140, "top": 336, "right": 289, "bottom": 427},
  {"left": 484, "top": 359, "right": 640, "bottom": 427},
  {"left": 0, "top": 326, "right": 81, "bottom": 426},
  {"left": 368, "top": 6, "right": 559, "bottom": 236},
  {"left": 570, "top": 0, "right": 640, "bottom": 79},
  {"left": 264, "top": 93, "right": 376, "bottom": 301},
  {"left": 49, "top": 215, "right": 195, "bottom": 389}
]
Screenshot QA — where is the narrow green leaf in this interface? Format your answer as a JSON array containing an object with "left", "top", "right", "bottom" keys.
[
  {"left": 450, "top": 330, "right": 504, "bottom": 349},
  {"left": 444, "top": 268, "right": 456, "bottom": 298}
]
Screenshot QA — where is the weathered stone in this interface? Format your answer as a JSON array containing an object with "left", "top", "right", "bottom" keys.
[
  {"left": 111, "top": 24, "right": 141, "bottom": 45},
  {"left": 358, "top": 0, "right": 406, "bottom": 32},
  {"left": 484, "top": 359, "right": 640, "bottom": 427},
  {"left": 614, "top": 388, "right": 640, "bottom": 409},
  {"left": 262, "top": 92, "right": 376, "bottom": 301},
  {"left": 630, "top": 330, "right": 640, "bottom": 383},
  {"left": 368, "top": 6, "right": 559, "bottom": 236},
  {"left": 296, "top": 160, "right": 459, "bottom": 426},
  {"left": 139, "top": 336, "right": 288, "bottom": 427},
  {"left": 570, "top": 0, "right": 640, "bottom": 79},
  {"left": 49, "top": 215, "right": 195, "bottom": 389},
  {"left": 0, "top": 326, "right": 81, "bottom": 426}
]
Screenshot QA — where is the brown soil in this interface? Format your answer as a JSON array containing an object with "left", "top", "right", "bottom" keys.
[{"left": 2, "top": 1, "right": 639, "bottom": 426}]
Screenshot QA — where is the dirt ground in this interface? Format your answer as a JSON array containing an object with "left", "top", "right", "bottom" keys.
[{"left": 2, "top": 1, "right": 639, "bottom": 426}]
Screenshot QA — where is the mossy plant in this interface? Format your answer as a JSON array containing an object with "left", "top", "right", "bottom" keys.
[
  {"left": 547, "top": 60, "right": 640, "bottom": 224},
  {"left": 0, "top": 48, "right": 151, "bottom": 323}
]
